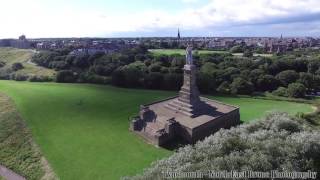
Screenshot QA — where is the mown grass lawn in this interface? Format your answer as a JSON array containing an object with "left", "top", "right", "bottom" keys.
[{"left": 0, "top": 81, "right": 314, "bottom": 179}]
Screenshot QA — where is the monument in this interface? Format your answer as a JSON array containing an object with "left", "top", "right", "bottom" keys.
[{"left": 130, "top": 46, "right": 240, "bottom": 146}]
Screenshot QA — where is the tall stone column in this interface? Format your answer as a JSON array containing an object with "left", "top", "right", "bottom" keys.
[
  {"left": 178, "top": 64, "right": 200, "bottom": 105},
  {"left": 166, "top": 46, "right": 202, "bottom": 117}
]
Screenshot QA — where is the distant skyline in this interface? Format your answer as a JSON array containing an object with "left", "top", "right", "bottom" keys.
[{"left": 1, "top": 0, "right": 320, "bottom": 38}]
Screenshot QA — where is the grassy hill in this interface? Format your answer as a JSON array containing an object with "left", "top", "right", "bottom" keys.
[
  {"left": 0, "top": 48, "right": 55, "bottom": 79},
  {"left": 0, "top": 93, "right": 56, "bottom": 180},
  {"left": 0, "top": 81, "right": 314, "bottom": 179}
]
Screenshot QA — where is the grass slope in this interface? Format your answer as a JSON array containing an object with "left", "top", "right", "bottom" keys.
[
  {"left": 0, "top": 81, "right": 314, "bottom": 179},
  {"left": 0, "top": 93, "right": 55, "bottom": 180},
  {"left": 0, "top": 48, "right": 55, "bottom": 78}
]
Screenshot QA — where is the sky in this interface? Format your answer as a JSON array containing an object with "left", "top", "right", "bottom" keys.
[{"left": 0, "top": 0, "right": 320, "bottom": 38}]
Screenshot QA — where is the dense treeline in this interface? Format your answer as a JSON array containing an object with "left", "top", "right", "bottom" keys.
[
  {"left": 126, "top": 112, "right": 320, "bottom": 180},
  {"left": 31, "top": 46, "right": 320, "bottom": 97}
]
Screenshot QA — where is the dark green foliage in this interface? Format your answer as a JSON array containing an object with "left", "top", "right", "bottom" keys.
[
  {"left": 148, "top": 63, "right": 162, "bottom": 72},
  {"left": 28, "top": 75, "right": 53, "bottom": 82},
  {"left": 30, "top": 46, "right": 320, "bottom": 96},
  {"left": 287, "top": 83, "right": 306, "bottom": 98},
  {"left": 276, "top": 70, "right": 299, "bottom": 87},
  {"left": 272, "top": 87, "right": 288, "bottom": 97},
  {"left": 0, "top": 61, "right": 5, "bottom": 68},
  {"left": 243, "top": 49, "right": 253, "bottom": 57},
  {"left": 56, "top": 70, "right": 77, "bottom": 83},
  {"left": 298, "top": 72, "right": 314, "bottom": 89},
  {"left": 144, "top": 72, "right": 163, "bottom": 89},
  {"left": 217, "top": 81, "right": 231, "bottom": 94},
  {"left": 11, "top": 62, "right": 24, "bottom": 71},
  {"left": 163, "top": 73, "right": 183, "bottom": 90},
  {"left": 111, "top": 68, "right": 125, "bottom": 86},
  {"left": 230, "top": 45, "right": 243, "bottom": 53},
  {"left": 230, "top": 77, "right": 254, "bottom": 95},
  {"left": 128, "top": 113, "right": 320, "bottom": 180},
  {"left": 256, "top": 75, "right": 279, "bottom": 91}
]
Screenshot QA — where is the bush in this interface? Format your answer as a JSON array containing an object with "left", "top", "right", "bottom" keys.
[
  {"left": 11, "top": 74, "right": 28, "bottom": 81},
  {"left": 272, "top": 87, "right": 288, "bottom": 97},
  {"left": 276, "top": 70, "right": 299, "bottom": 87},
  {"left": 56, "top": 70, "right": 77, "bottom": 83},
  {"left": 230, "top": 77, "right": 254, "bottom": 95},
  {"left": 243, "top": 49, "right": 253, "bottom": 57},
  {"left": 79, "top": 72, "right": 111, "bottom": 84},
  {"left": 287, "top": 83, "right": 306, "bottom": 98},
  {"left": 127, "top": 113, "right": 320, "bottom": 180},
  {"left": 0, "top": 61, "right": 5, "bottom": 68},
  {"left": 28, "top": 75, "right": 53, "bottom": 82},
  {"left": 217, "top": 81, "right": 231, "bottom": 94},
  {"left": 11, "top": 63, "right": 24, "bottom": 71},
  {"left": 144, "top": 72, "right": 164, "bottom": 89}
]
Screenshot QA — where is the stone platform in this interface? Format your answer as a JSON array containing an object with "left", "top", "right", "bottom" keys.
[
  {"left": 130, "top": 46, "right": 240, "bottom": 147},
  {"left": 130, "top": 96, "right": 240, "bottom": 146}
]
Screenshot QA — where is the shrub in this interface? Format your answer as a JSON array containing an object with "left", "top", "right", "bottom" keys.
[
  {"left": 272, "top": 87, "right": 288, "bottom": 97},
  {"left": 11, "top": 74, "right": 28, "bottom": 81},
  {"left": 243, "top": 49, "right": 253, "bottom": 57},
  {"left": 230, "top": 77, "right": 254, "bottom": 95},
  {"left": 217, "top": 81, "right": 231, "bottom": 94},
  {"left": 276, "top": 70, "right": 299, "bottom": 87},
  {"left": 0, "top": 61, "right": 5, "bottom": 68},
  {"left": 28, "top": 75, "right": 53, "bottom": 82},
  {"left": 127, "top": 113, "right": 320, "bottom": 180},
  {"left": 287, "top": 83, "right": 306, "bottom": 98},
  {"left": 56, "top": 70, "right": 77, "bottom": 83},
  {"left": 11, "top": 63, "right": 24, "bottom": 71}
]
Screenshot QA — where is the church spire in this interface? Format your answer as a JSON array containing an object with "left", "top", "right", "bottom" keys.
[{"left": 177, "top": 28, "right": 181, "bottom": 40}]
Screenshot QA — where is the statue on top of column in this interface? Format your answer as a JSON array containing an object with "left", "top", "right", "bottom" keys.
[{"left": 186, "top": 45, "right": 193, "bottom": 65}]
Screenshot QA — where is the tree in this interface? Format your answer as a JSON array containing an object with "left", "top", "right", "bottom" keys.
[
  {"left": 276, "top": 70, "right": 299, "bottom": 87},
  {"left": 111, "top": 68, "right": 125, "bottom": 86},
  {"left": 11, "top": 63, "right": 24, "bottom": 71},
  {"left": 0, "top": 61, "right": 5, "bottom": 68},
  {"left": 272, "top": 87, "right": 288, "bottom": 97},
  {"left": 298, "top": 72, "right": 314, "bottom": 89},
  {"left": 230, "top": 77, "right": 254, "bottom": 95},
  {"left": 56, "top": 70, "right": 77, "bottom": 83},
  {"left": 243, "top": 49, "right": 253, "bottom": 57},
  {"left": 163, "top": 73, "right": 183, "bottom": 90},
  {"left": 256, "top": 75, "right": 279, "bottom": 91},
  {"left": 287, "top": 83, "right": 306, "bottom": 98},
  {"left": 148, "top": 63, "right": 162, "bottom": 73},
  {"left": 144, "top": 72, "right": 163, "bottom": 89},
  {"left": 230, "top": 45, "right": 243, "bottom": 53},
  {"left": 217, "top": 81, "right": 231, "bottom": 94}
]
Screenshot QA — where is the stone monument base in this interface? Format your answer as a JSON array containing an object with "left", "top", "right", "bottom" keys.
[{"left": 130, "top": 96, "right": 240, "bottom": 146}]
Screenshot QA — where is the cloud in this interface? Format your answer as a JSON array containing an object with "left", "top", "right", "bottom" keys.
[
  {"left": 0, "top": 0, "right": 320, "bottom": 38},
  {"left": 181, "top": 0, "right": 199, "bottom": 3}
]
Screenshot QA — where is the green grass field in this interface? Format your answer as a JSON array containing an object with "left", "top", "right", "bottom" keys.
[
  {"left": 0, "top": 48, "right": 55, "bottom": 77},
  {"left": 149, "top": 49, "right": 273, "bottom": 57},
  {"left": 0, "top": 81, "right": 314, "bottom": 179}
]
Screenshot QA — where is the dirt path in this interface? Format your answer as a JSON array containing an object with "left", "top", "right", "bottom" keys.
[{"left": 0, "top": 165, "right": 25, "bottom": 180}]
